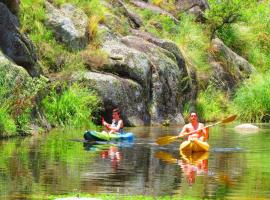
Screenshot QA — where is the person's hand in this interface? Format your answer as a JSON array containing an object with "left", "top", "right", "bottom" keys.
[{"left": 179, "top": 133, "right": 184, "bottom": 137}]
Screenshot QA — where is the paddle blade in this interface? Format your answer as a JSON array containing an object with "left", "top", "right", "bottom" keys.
[
  {"left": 221, "top": 115, "right": 237, "bottom": 124},
  {"left": 156, "top": 135, "right": 179, "bottom": 146},
  {"left": 155, "top": 151, "right": 178, "bottom": 164}
]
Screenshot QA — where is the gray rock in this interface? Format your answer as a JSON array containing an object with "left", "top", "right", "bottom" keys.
[
  {"left": 234, "top": 124, "right": 259, "bottom": 134},
  {"left": 0, "top": 0, "right": 20, "bottom": 15},
  {"left": 175, "top": 0, "right": 209, "bottom": 21},
  {"left": 121, "top": 36, "right": 186, "bottom": 124},
  {"left": 102, "top": 39, "right": 151, "bottom": 93},
  {"left": 0, "top": 2, "right": 42, "bottom": 77},
  {"left": 45, "top": 2, "right": 88, "bottom": 50},
  {"left": 131, "top": 0, "right": 179, "bottom": 23},
  {"left": 73, "top": 71, "right": 150, "bottom": 126},
  {"left": 209, "top": 38, "right": 254, "bottom": 91}
]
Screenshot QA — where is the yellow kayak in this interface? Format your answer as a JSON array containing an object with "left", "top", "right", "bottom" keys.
[{"left": 179, "top": 139, "right": 209, "bottom": 153}]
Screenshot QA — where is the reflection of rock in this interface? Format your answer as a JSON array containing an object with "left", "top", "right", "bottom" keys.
[
  {"left": 45, "top": 2, "right": 88, "bottom": 50},
  {"left": 234, "top": 124, "right": 259, "bottom": 134}
]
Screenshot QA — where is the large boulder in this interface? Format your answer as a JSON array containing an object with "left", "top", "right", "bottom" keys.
[
  {"left": 78, "top": 30, "right": 193, "bottom": 125},
  {"left": 73, "top": 71, "right": 150, "bottom": 126},
  {"left": 209, "top": 38, "right": 254, "bottom": 91},
  {"left": 45, "top": 2, "right": 89, "bottom": 50},
  {"left": 121, "top": 35, "right": 186, "bottom": 124},
  {"left": 0, "top": 2, "right": 42, "bottom": 77}
]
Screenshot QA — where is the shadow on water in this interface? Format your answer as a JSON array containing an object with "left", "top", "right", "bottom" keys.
[{"left": 1, "top": 125, "right": 270, "bottom": 199}]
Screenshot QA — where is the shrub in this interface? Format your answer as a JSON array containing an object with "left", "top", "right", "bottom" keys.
[
  {"left": 196, "top": 85, "right": 229, "bottom": 121},
  {"left": 232, "top": 74, "right": 270, "bottom": 122},
  {"left": 42, "top": 83, "right": 101, "bottom": 128},
  {"left": 0, "top": 106, "right": 16, "bottom": 138}
]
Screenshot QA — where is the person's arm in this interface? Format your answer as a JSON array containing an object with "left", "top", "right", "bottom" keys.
[
  {"left": 102, "top": 117, "right": 110, "bottom": 129},
  {"left": 199, "top": 123, "right": 209, "bottom": 141},
  {"left": 178, "top": 125, "right": 188, "bottom": 137}
]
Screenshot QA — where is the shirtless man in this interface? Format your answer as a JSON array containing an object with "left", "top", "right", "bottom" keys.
[{"left": 178, "top": 112, "right": 208, "bottom": 141}]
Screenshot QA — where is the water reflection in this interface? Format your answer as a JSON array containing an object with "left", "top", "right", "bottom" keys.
[
  {"left": 179, "top": 151, "right": 208, "bottom": 186},
  {"left": 155, "top": 151, "right": 209, "bottom": 186},
  {"left": 83, "top": 142, "right": 123, "bottom": 171},
  {"left": 0, "top": 125, "right": 270, "bottom": 199}
]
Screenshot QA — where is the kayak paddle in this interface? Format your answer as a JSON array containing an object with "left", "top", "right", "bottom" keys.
[
  {"left": 156, "top": 114, "right": 237, "bottom": 146},
  {"left": 155, "top": 151, "right": 178, "bottom": 164}
]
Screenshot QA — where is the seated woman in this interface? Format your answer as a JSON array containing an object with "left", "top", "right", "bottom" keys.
[{"left": 102, "top": 108, "right": 124, "bottom": 134}]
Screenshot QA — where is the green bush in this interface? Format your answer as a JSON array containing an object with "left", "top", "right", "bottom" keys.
[
  {"left": 42, "top": 83, "right": 101, "bottom": 128},
  {"left": 196, "top": 86, "right": 229, "bottom": 121},
  {"left": 232, "top": 74, "right": 270, "bottom": 122},
  {"left": 0, "top": 106, "right": 16, "bottom": 137},
  {"left": 216, "top": 1, "right": 270, "bottom": 72},
  {"left": 175, "top": 14, "right": 210, "bottom": 72}
]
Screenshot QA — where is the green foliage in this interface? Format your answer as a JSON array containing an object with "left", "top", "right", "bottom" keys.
[
  {"left": 42, "top": 83, "right": 101, "bottom": 128},
  {"left": 196, "top": 85, "right": 229, "bottom": 121},
  {"left": 175, "top": 14, "right": 210, "bottom": 72},
  {"left": 217, "top": 1, "right": 270, "bottom": 72},
  {"left": 0, "top": 106, "right": 16, "bottom": 137},
  {"left": 20, "top": 0, "right": 53, "bottom": 43},
  {"left": 232, "top": 74, "right": 270, "bottom": 122},
  {"left": 205, "top": 0, "right": 254, "bottom": 38}
]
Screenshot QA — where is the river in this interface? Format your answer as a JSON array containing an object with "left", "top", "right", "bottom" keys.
[{"left": 0, "top": 124, "right": 270, "bottom": 199}]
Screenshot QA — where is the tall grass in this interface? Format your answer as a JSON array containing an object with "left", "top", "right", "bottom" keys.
[
  {"left": 42, "top": 83, "right": 101, "bottom": 128},
  {"left": 231, "top": 74, "right": 270, "bottom": 122},
  {"left": 175, "top": 14, "right": 210, "bottom": 72},
  {"left": 196, "top": 85, "right": 230, "bottom": 121},
  {"left": 216, "top": 1, "right": 270, "bottom": 72},
  {"left": 0, "top": 106, "right": 16, "bottom": 137},
  {"left": 135, "top": 9, "right": 210, "bottom": 72}
]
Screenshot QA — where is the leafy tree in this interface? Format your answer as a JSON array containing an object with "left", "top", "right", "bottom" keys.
[{"left": 205, "top": 0, "right": 255, "bottom": 39}]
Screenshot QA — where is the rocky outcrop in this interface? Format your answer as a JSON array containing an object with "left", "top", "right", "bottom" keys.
[
  {"left": 77, "top": 30, "right": 193, "bottom": 125},
  {"left": 45, "top": 2, "right": 89, "bottom": 50},
  {"left": 209, "top": 38, "right": 254, "bottom": 92},
  {"left": 117, "top": 0, "right": 143, "bottom": 28},
  {"left": 0, "top": 0, "right": 20, "bottom": 15},
  {"left": 121, "top": 35, "right": 186, "bottom": 124},
  {"left": 0, "top": 2, "right": 42, "bottom": 77},
  {"left": 73, "top": 71, "right": 150, "bottom": 126},
  {"left": 131, "top": 0, "right": 179, "bottom": 23},
  {"left": 175, "top": 0, "right": 209, "bottom": 21},
  {"left": 0, "top": 50, "right": 51, "bottom": 135}
]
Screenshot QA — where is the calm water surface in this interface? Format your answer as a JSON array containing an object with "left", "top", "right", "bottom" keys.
[{"left": 0, "top": 124, "right": 270, "bottom": 199}]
